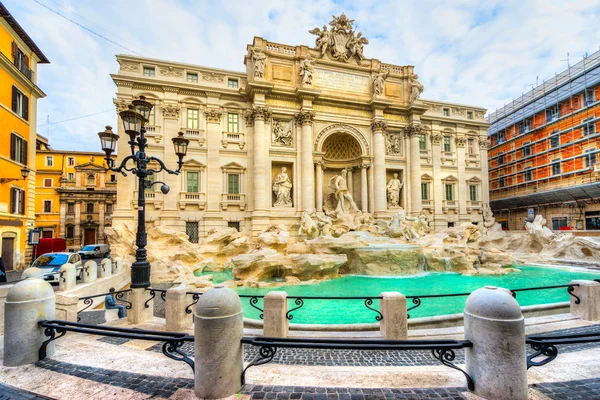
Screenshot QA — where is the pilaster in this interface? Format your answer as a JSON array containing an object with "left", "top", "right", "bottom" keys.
[
  {"left": 405, "top": 123, "right": 423, "bottom": 215},
  {"left": 295, "top": 111, "right": 316, "bottom": 211},
  {"left": 371, "top": 119, "right": 387, "bottom": 216},
  {"left": 456, "top": 134, "right": 468, "bottom": 219}
]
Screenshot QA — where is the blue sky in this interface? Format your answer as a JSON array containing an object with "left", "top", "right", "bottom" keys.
[{"left": 5, "top": 0, "right": 600, "bottom": 151}]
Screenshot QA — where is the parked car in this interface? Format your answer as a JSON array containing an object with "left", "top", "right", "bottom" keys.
[
  {"left": 30, "top": 252, "right": 83, "bottom": 283},
  {"left": 78, "top": 244, "right": 110, "bottom": 259}
]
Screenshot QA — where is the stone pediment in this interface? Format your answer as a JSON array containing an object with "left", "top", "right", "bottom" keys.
[
  {"left": 74, "top": 162, "right": 106, "bottom": 171},
  {"left": 221, "top": 162, "right": 246, "bottom": 171}
]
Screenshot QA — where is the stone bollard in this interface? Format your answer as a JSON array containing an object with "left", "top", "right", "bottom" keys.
[
  {"left": 55, "top": 294, "right": 79, "bottom": 321},
  {"left": 100, "top": 259, "right": 112, "bottom": 279},
  {"left": 569, "top": 280, "right": 600, "bottom": 321},
  {"left": 465, "top": 286, "right": 527, "bottom": 400},
  {"left": 379, "top": 292, "right": 407, "bottom": 340},
  {"left": 165, "top": 284, "right": 193, "bottom": 332},
  {"left": 22, "top": 267, "right": 44, "bottom": 279},
  {"left": 127, "top": 288, "right": 153, "bottom": 324},
  {"left": 83, "top": 261, "right": 98, "bottom": 284},
  {"left": 112, "top": 257, "right": 123, "bottom": 274},
  {"left": 195, "top": 286, "right": 243, "bottom": 399},
  {"left": 263, "top": 291, "right": 288, "bottom": 337},
  {"left": 4, "top": 279, "right": 56, "bottom": 366},
  {"left": 0, "top": 284, "right": 12, "bottom": 335},
  {"left": 58, "top": 263, "right": 77, "bottom": 292}
]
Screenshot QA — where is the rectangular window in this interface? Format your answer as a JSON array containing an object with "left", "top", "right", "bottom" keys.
[
  {"left": 143, "top": 66, "right": 155, "bottom": 77},
  {"left": 443, "top": 108, "right": 450, "bottom": 117},
  {"left": 421, "top": 182, "right": 429, "bottom": 200},
  {"left": 110, "top": 174, "right": 116, "bottom": 182},
  {"left": 43, "top": 200, "right": 52, "bottom": 213},
  {"left": 228, "top": 221, "right": 240, "bottom": 231},
  {"left": 68, "top": 157, "right": 75, "bottom": 166},
  {"left": 524, "top": 168, "right": 533, "bottom": 182},
  {"left": 582, "top": 117, "right": 596, "bottom": 136},
  {"left": 68, "top": 172, "right": 74, "bottom": 181},
  {"left": 445, "top": 184, "right": 454, "bottom": 201},
  {"left": 551, "top": 161, "right": 561, "bottom": 176},
  {"left": 585, "top": 88, "right": 595, "bottom": 106},
  {"left": 148, "top": 106, "right": 155, "bottom": 125},
  {"left": 443, "top": 136, "right": 451, "bottom": 152},
  {"left": 66, "top": 226, "right": 74, "bottom": 239},
  {"left": 499, "top": 177, "right": 505, "bottom": 188},
  {"left": 106, "top": 203, "right": 113, "bottom": 214},
  {"left": 10, "top": 188, "right": 25, "bottom": 214},
  {"left": 67, "top": 203, "right": 74, "bottom": 214},
  {"left": 186, "top": 109, "right": 199, "bottom": 129},
  {"left": 546, "top": 106, "right": 558, "bottom": 123},
  {"left": 550, "top": 135, "right": 559, "bottom": 148},
  {"left": 46, "top": 156, "right": 53, "bottom": 167},
  {"left": 467, "top": 111, "right": 473, "bottom": 120},
  {"left": 43, "top": 178, "right": 52, "bottom": 187},
  {"left": 498, "top": 154, "right": 504, "bottom": 165},
  {"left": 10, "top": 133, "right": 27, "bottom": 164},
  {"left": 187, "top": 171, "right": 199, "bottom": 193},
  {"left": 518, "top": 122, "right": 524, "bottom": 135},
  {"left": 227, "top": 113, "right": 239, "bottom": 132},
  {"left": 11, "top": 86, "right": 29, "bottom": 120},
  {"left": 551, "top": 217, "right": 568, "bottom": 231},
  {"left": 228, "top": 78, "right": 239, "bottom": 89},
  {"left": 469, "top": 185, "right": 478, "bottom": 201},
  {"left": 524, "top": 119, "right": 531, "bottom": 132},
  {"left": 86, "top": 203, "right": 94, "bottom": 213},
  {"left": 227, "top": 174, "right": 240, "bottom": 194},
  {"left": 585, "top": 149, "right": 597, "bottom": 168},
  {"left": 467, "top": 139, "right": 475, "bottom": 154},
  {"left": 418, "top": 134, "right": 426, "bottom": 150},
  {"left": 187, "top": 73, "right": 198, "bottom": 82},
  {"left": 145, "top": 173, "right": 155, "bottom": 192},
  {"left": 185, "top": 221, "right": 199, "bottom": 243},
  {"left": 497, "top": 130, "right": 505, "bottom": 143},
  {"left": 523, "top": 143, "right": 532, "bottom": 157}
]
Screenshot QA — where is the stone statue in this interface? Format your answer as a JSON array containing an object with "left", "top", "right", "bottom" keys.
[
  {"left": 308, "top": 25, "right": 330, "bottom": 57},
  {"left": 385, "top": 132, "right": 403, "bottom": 155},
  {"left": 482, "top": 204, "right": 496, "bottom": 230},
  {"left": 298, "top": 211, "right": 319, "bottom": 239},
  {"left": 409, "top": 74, "right": 424, "bottom": 103},
  {"left": 252, "top": 48, "right": 267, "bottom": 78},
  {"left": 299, "top": 54, "right": 315, "bottom": 85},
  {"left": 386, "top": 173, "right": 403, "bottom": 208},
  {"left": 387, "top": 209, "right": 419, "bottom": 241},
  {"left": 372, "top": 70, "right": 389, "bottom": 96},
  {"left": 525, "top": 215, "right": 556, "bottom": 243},
  {"left": 272, "top": 121, "right": 292, "bottom": 146},
  {"left": 326, "top": 169, "right": 359, "bottom": 216},
  {"left": 313, "top": 212, "right": 334, "bottom": 237},
  {"left": 412, "top": 213, "right": 430, "bottom": 235},
  {"left": 273, "top": 167, "right": 293, "bottom": 207},
  {"left": 347, "top": 32, "right": 368, "bottom": 61}
]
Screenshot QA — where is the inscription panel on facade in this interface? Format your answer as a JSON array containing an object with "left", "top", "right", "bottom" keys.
[{"left": 313, "top": 68, "right": 370, "bottom": 94}]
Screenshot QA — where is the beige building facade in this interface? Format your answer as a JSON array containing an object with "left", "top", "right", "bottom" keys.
[{"left": 111, "top": 14, "right": 490, "bottom": 239}]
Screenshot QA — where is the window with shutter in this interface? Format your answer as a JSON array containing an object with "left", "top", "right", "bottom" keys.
[
  {"left": 19, "top": 190, "right": 25, "bottom": 215},
  {"left": 11, "top": 86, "right": 18, "bottom": 113},
  {"left": 21, "top": 139, "right": 27, "bottom": 165},
  {"left": 10, "top": 189, "right": 17, "bottom": 214},
  {"left": 10, "top": 134, "right": 16, "bottom": 160},
  {"left": 23, "top": 95, "right": 29, "bottom": 121}
]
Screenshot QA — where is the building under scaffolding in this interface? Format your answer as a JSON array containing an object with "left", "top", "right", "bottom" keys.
[{"left": 487, "top": 50, "right": 600, "bottom": 230}]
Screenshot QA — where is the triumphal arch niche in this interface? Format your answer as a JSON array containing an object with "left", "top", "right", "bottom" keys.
[{"left": 111, "top": 12, "right": 490, "bottom": 238}]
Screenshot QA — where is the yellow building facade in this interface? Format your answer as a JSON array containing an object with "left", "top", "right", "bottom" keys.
[
  {"left": 0, "top": 4, "right": 48, "bottom": 270},
  {"left": 35, "top": 135, "right": 117, "bottom": 251}
]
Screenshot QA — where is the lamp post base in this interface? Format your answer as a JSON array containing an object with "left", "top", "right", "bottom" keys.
[{"left": 131, "top": 261, "right": 151, "bottom": 289}]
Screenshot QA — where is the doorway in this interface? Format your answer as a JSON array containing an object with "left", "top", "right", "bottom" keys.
[
  {"left": 84, "top": 229, "right": 96, "bottom": 245},
  {"left": 1, "top": 238, "right": 15, "bottom": 271}
]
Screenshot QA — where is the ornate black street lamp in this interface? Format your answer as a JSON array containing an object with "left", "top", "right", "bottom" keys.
[{"left": 98, "top": 96, "right": 189, "bottom": 288}]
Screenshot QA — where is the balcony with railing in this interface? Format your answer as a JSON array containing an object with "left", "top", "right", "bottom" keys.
[
  {"left": 442, "top": 200, "right": 458, "bottom": 213},
  {"left": 221, "top": 131, "right": 245, "bottom": 150},
  {"left": 144, "top": 125, "right": 162, "bottom": 143},
  {"left": 467, "top": 200, "right": 482, "bottom": 213},
  {"left": 178, "top": 192, "right": 206, "bottom": 210},
  {"left": 220, "top": 193, "right": 246, "bottom": 210},
  {"left": 133, "top": 191, "right": 163, "bottom": 209},
  {"left": 181, "top": 128, "right": 205, "bottom": 147},
  {"left": 1, "top": 51, "right": 34, "bottom": 82}
]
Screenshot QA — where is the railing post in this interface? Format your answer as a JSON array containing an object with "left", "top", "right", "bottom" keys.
[
  {"left": 127, "top": 288, "right": 153, "bottom": 324},
  {"left": 195, "top": 286, "right": 243, "bottom": 399},
  {"left": 380, "top": 292, "right": 407, "bottom": 339},
  {"left": 58, "top": 263, "right": 76, "bottom": 291},
  {"left": 4, "top": 279, "right": 55, "bottom": 366},
  {"left": 112, "top": 257, "right": 123, "bottom": 274},
  {"left": 263, "top": 291, "right": 288, "bottom": 338},
  {"left": 569, "top": 280, "right": 600, "bottom": 321},
  {"left": 83, "top": 261, "right": 97, "bottom": 284},
  {"left": 166, "top": 285, "right": 192, "bottom": 332},
  {"left": 100, "top": 258, "right": 112, "bottom": 279},
  {"left": 55, "top": 294, "right": 79, "bottom": 322},
  {"left": 465, "top": 286, "right": 527, "bottom": 400}
]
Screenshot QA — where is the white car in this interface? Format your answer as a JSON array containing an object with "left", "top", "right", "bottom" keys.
[
  {"left": 30, "top": 252, "right": 84, "bottom": 283},
  {"left": 78, "top": 244, "right": 110, "bottom": 259}
]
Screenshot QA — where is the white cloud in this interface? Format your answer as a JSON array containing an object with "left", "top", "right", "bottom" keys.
[{"left": 4, "top": 0, "right": 600, "bottom": 151}]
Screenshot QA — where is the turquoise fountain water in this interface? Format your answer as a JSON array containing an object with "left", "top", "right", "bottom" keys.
[{"left": 198, "top": 265, "right": 600, "bottom": 324}]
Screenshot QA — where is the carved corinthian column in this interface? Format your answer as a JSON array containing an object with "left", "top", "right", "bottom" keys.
[
  {"left": 371, "top": 119, "right": 388, "bottom": 215},
  {"left": 479, "top": 139, "right": 490, "bottom": 205},
  {"left": 315, "top": 161, "right": 323, "bottom": 212},
  {"left": 295, "top": 111, "right": 315, "bottom": 211},
  {"left": 251, "top": 106, "right": 271, "bottom": 212},
  {"left": 405, "top": 123, "right": 423, "bottom": 214}
]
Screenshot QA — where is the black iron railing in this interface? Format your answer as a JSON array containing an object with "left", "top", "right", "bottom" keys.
[
  {"left": 526, "top": 328, "right": 600, "bottom": 369},
  {"left": 78, "top": 289, "right": 132, "bottom": 320},
  {"left": 284, "top": 296, "right": 383, "bottom": 322},
  {"left": 38, "top": 320, "right": 194, "bottom": 370},
  {"left": 239, "top": 295, "right": 265, "bottom": 319},
  {"left": 186, "top": 292, "right": 201, "bottom": 314},
  {"left": 144, "top": 288, "right": 167, "bottom": 309},
  {"left": 241, "top": 336, "right": 474, "bottom": 389}
]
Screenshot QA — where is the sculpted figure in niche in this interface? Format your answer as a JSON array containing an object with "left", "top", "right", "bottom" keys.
[
  {"left": 308, "top": 25, "right": 330, "bottom": 57},
  {"left": 386, "top": 173, "right": 403, "bottom": 208},
  {"left": 252, "top": 48, "right": 267, "bottom": 78},
  {"left": 272, "top": 121, "right": 292, "bottom": 146},
  {"left": 409, "top": 74, "right": 424, "bottom": 103},
  {"left": 386, "top": 132, "right": 403, "bottom": 155},
  {"left": 328, "top": 169, "right": 359, "bottom": 216},
  {"left": 299, "top": 54, "right": 315, "bottom": 85},
  {"left": 372, "top": 70, "right": 389, "bottom": 97},
  {"left": 272, "top": 167, "right": 293, "bottom": 207}
]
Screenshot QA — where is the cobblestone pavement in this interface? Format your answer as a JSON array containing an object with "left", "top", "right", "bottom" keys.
[
  {"left": 0, "top": 383, "right": 50, "bottom": 400},
  {"left": 532, "top": 378, "right": 600, "bottom": 400}
]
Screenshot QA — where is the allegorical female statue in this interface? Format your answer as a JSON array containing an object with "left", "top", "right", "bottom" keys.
[
  {"left": 273, "top": 167, "right": 293, "bottom": 207},
  {"left": 386, "top": 173, "right": 403, "bottom": 208}
]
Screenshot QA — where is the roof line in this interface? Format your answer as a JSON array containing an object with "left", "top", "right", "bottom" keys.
[{"left": 0, "top": 1, "right": 50, "bottom": 63}]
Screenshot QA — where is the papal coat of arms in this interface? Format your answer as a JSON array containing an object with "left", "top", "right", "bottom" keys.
[{"left": 309, "top": 13, "right": 369, "bottom": 63}]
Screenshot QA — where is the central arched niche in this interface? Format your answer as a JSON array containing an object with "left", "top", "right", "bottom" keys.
[{"left": 322, "top": 132, "right": 363, "bottom": 162}]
